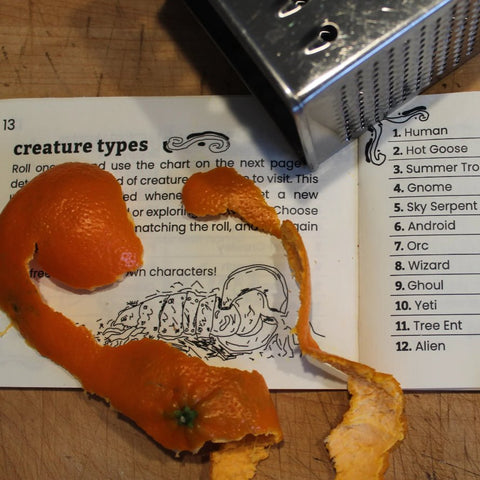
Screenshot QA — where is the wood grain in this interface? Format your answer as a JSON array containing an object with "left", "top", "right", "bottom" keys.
[{"left": 1, "top": 1, "right": 480, "bottom": 479}]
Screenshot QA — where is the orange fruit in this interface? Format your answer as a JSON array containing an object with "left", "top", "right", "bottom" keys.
[
  {"left": 0, "top": 162, "right": 282, "bottom": 463},
  {"left": 183, "top": 166, "right": 406, "bottom": 480}
]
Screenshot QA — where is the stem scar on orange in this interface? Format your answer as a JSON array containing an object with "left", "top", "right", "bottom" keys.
[
  {"left": 183, "top": 166, "right": 406, "bottom": 480},
  {"left": 0, "top": 162, "right": 282, "bottom": 473}
]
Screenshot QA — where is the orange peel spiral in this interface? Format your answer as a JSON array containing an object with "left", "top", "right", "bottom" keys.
[
  {"left": 183, "top": 166, "right": 406, "bottom": 479},
  {"left": 0, "top": 162, "right": 282, "bottom": 469}
]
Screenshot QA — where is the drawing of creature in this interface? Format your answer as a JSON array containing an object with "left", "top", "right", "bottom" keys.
[{"left": 95, "top": 264, "right": 299, "bottom": 360}]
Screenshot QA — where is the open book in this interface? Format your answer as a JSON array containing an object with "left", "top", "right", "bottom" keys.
[{"left": 0, "top": 92, "right": 478, "bottom": 390}]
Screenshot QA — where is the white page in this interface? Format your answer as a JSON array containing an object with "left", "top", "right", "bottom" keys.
[
  {"left": 0, "top": 96, "right": 358, "bottom": 389},
  {"left": 359, "top": 91, "right": 480, "bottom": 389}
]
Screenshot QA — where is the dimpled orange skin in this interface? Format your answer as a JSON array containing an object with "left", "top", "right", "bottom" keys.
[
  {"left": 183, "top": 167, "right": 406, "bottom": 480},
  {"left": 2, "top": 162, "right": 143, "bottom": 291},
  {"left": 0, "top": 162, "right": 282, "bottom": 456}
]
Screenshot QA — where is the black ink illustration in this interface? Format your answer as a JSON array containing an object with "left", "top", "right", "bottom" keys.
[
  {"left": 365, "top": 106, "right": 430, "bottom": 165},
  {"left": 95, "top": 264, "right": 299, "bottom": 360},
  {"left": 163, "top": 131, "right": 230, "bottom": 153}
]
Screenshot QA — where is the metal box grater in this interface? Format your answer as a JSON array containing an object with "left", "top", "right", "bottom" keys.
[{"left": 184, "top": 0, "right": 480, "bottom": 169}]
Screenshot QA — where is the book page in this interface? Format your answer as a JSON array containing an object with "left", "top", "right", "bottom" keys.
[
  {"left": 359, "top": 91, "right": 480, "bottom": 389},
  {"left": 0, "top": 96, "right": 358, "bottom": 389}
]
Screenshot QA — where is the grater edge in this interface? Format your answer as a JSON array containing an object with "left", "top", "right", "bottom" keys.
[{"left": 184, "top": 0, "right": 480, "bottom": 169}]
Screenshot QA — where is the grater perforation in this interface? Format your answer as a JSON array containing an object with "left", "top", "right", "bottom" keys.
[
  {"left": 185, "top": 0, "right": 480, "bottom": 169},
  {"left": 402, "top": 38, "right": 412, "bottom": 100},
  {"left": 387, "top": 48, "right": 396, "bottom": 108},
  {"left": 445, "top": 4, "right": 456, "bottom": 70},
  {"left": 356, "top": 71, "right": 366, "bottom": 130},
  {"left": 416, "top": 26, "right": 427, "bottom": 91},
  {"left": 430, "top": 17, "right": 443, "bottom": 79},
  {"left": 340, "top": 84, "right": 352, "bottom": 140},
  {"left": 454, "top": 3, "right": 469, "bottom": 65},
  {"left": 467, "top": 2, "right": 480, "bottom": 55},
  {"left": 372, "top": 61, "right": 381, "bottom": 122}
]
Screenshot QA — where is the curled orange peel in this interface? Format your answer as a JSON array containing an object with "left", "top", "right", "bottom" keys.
[
  {"left": 182, "top": 166, "right": 282, "bottom": 238},
  {"left": 0, "top": 163, "right": 282, "bottom": 464},
  {"left": 183, "top": 166, "right": 406, "bottom": 480},
  {"left": 281, "top": 217, "right": 406, "bottom": 480}
]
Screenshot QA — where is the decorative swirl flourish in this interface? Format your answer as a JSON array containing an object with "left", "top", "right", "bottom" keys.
[
  {"left": 365, "top": 106, "right": 430, "bottom": 165},
  {"left": 163, "top": 131, "right": 230, "bottom": 153},
  {"left": 364, "top": 125, "right": 387, "bottom": 166},
  {"left": 385, "top": 106, "right": 429, "bottom": 124}
]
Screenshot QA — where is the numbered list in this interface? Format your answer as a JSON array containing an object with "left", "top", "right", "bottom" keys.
[{"left": 387, "top": 126, "right": 480, "bottom": 355}]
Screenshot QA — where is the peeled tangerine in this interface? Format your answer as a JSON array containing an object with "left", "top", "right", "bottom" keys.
[
  {"left": 183, "top": 167, "right": 407, "bottom": 480},
  {"left": 0, "top": 162, "right": 282, "bottom": 480}
]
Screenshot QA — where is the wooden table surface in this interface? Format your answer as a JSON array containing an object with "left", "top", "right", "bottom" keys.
[{"left": 1, "top": 1, "right": 480, "bottom": 479}]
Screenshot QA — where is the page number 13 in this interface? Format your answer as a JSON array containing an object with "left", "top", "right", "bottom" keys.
[{"left": 2, "top": 118, "right": 15, "bottom": 131}]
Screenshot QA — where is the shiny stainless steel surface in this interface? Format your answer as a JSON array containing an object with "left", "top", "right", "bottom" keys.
[{"left": 185, "top": 0, "right": 480, "bottom": 169}]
